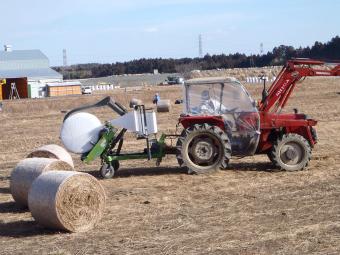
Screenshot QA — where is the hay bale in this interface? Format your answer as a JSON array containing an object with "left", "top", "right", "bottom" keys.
[
  {"left": 10, "top": 158, "right": 73, "bottom": 207},
  {"left": 129, "top": 98, "right": 143, "bottom": 108},
  {"left": 157, "top": 99, "right": 171, "bottom": 112},
  {"left": 27, "top": 144, "right": 74, "bottom": 169},
  {"left": 28, "top": 171, "right": 106, "bottom": 232}
]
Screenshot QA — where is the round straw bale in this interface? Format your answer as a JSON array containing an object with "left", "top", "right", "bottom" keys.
[
  {"left": 157, "top": 99, "right": 171, "bottom": 112},
  {"left": 129, "top": 98, "right": 143, "bottom": 108},
  {"left": 27, "top": 144, "right": 74, "bottom": 169},
  {"left": 175, "top": 99, "right": 183, "bottom": 104},
  {"left": 28, "top": 171, "right": 106, "bottom": 232},
  {"left": 10, "top": 158, "right": 73, "bottom": 207}
]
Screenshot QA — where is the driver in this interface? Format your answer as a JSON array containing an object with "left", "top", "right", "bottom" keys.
[{"left": 199, "top": 90, "right": 227, "bottom": 114}]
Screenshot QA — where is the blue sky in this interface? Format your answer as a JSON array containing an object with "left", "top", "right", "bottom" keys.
[{"left": 2, "top": 0, "right": 339, "bottom": 66}]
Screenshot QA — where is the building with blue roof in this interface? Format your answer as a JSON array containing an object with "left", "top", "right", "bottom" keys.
[{"left": 0, "top": 45, "right": 65, "bottom": 99}]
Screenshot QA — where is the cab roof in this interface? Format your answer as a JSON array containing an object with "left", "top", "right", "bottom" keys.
[{"left": 185, "top": 76, "right": 239, "bottom": 85}]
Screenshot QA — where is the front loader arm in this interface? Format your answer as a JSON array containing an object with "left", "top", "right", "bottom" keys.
[
  {"left": 259, "top": 59, "right": 340, "bottom": 113},
  {"left": 63, "top": 96, "right": 128, "bottom": 122}
]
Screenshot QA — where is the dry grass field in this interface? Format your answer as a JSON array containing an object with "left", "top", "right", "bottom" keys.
[{"left": 0, "top": 77, "right": 340, "bottom": 255}]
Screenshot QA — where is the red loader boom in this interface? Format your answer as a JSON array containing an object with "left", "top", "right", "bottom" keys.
[
  {"left": 259, "top": 59, "right": 340, "bottom": 113},
  {"left": 257, "top": 59, "right": 340, "bottom": 155}
]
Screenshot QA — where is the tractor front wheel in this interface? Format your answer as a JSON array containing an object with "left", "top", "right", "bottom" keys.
[
  {"left": 176, "top": 124, "right": 231, "bottom": 174},
  {"left": 269, "top": 133, "right": 311, "bottom": 171}
]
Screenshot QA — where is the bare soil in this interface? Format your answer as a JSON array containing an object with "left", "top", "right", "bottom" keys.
[{"left": 0, "top": 77, "right": 340, "bottom": 255}]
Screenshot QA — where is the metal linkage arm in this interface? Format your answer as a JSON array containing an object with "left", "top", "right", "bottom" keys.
[
  {"left": 63, "top": 96, "right": 128, "bottom": 122},
  {"left": 259, "top": 59, "right": 340, "bottom": 113}
]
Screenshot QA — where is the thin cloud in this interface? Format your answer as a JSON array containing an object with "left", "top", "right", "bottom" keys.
[{"left": 144, "top": 27, "right": 159, "bottom": 33}]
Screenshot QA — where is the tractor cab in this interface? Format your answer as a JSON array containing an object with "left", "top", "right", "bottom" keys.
[{"left": 181, "top": 77, "right": 260, "bottom": 156}]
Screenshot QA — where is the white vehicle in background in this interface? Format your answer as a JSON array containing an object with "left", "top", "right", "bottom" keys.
[
  {"left": 82, "top": 86, "right": 92, "bottom": 95},
  {"left": 166, "top": 76, "right": 185, "bottom": 85}
]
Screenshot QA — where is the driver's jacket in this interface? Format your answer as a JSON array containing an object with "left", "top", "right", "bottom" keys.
[{"left": 194, "top": 99, "right": 227, "bottom": 115}]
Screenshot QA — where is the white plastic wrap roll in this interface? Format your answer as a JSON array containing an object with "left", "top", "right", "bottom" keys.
[{"left": 61, "top": 112, "right": 103, "bottom": 154}]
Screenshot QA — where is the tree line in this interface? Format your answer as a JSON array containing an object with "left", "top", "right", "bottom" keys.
[{"left": 53, "top": 36, "right": 340, "bottom": 79}]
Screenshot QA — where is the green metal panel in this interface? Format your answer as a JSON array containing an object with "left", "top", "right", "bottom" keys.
[
  {"left": 83, "top": 128, "right": 117, "bottom": 164},
  {"left": 83, "top": 121, "right": 169, "bottom": 166},
  {"left": 107, "top": 133, "right": 167, "bottom": 162},
  {"left": 28, "top": 84, "right": 31, "bottom": 98}
]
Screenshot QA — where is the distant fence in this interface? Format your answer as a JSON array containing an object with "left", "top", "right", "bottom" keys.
[
  {"left": 245, "top": 76, "right": 276, "bottom": 83},
  {"left": 90, "top": 85, "right": 121, "bottom": 91}
]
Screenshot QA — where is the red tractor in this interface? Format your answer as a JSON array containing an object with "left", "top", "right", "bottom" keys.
[
  {"left": 176, "top": 59, "right": 340, "bottom": 173},
  {"left": 62, "top": 59, "right": 340, "bottom": 178}
]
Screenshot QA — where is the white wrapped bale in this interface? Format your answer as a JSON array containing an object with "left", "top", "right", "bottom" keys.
[
  {"left": 157, "top": 99, "right": 171, "bottom": 112},
  {"left": 27, "top": 144, "right": 74, "bottom": 169},
  {"left": 28, "top": 171, "right": 106, "bottom": 233},
  {"left": 129, "top": 98, "right": 143, "bottom": 108},
  {"left": 60, "top": 113, "right": 103, "bottom": 154},
  {"left": 10, "top": 158, "right": 73, "bottom": 207}
]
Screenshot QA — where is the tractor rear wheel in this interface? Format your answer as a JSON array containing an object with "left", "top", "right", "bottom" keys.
[
  {"left": 176, "top": 124, "right": 231, "bottom": 174},
  {"left": 269, "top": 133, "right": 311, "bottom": 171}
]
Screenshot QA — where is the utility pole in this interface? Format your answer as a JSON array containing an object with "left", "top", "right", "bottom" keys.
[
  {"left": 198, "top": 34, "right": 203, "bottom": 58},
  {"left": 63, "top": 49, "right": 67, "bottom": 67},
  {"left": 249, "top": 57, "right": 255, "bottom": 67}
]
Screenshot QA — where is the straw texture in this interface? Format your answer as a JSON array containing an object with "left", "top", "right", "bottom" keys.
[
  {"left": 157, "top": 99, "right": 171, "bottom": 112},
  {"left": 27, "top": 144, "right": 74, "bottom": 168},
  {"left": 28, "top": 171, "right": 106, "bottom": 232},
  {"left": 129, "top": 98, "right": 143, "bottom": 108},
  {"left": 10, "top": 158, "right": 73, "bottom": 207}
]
